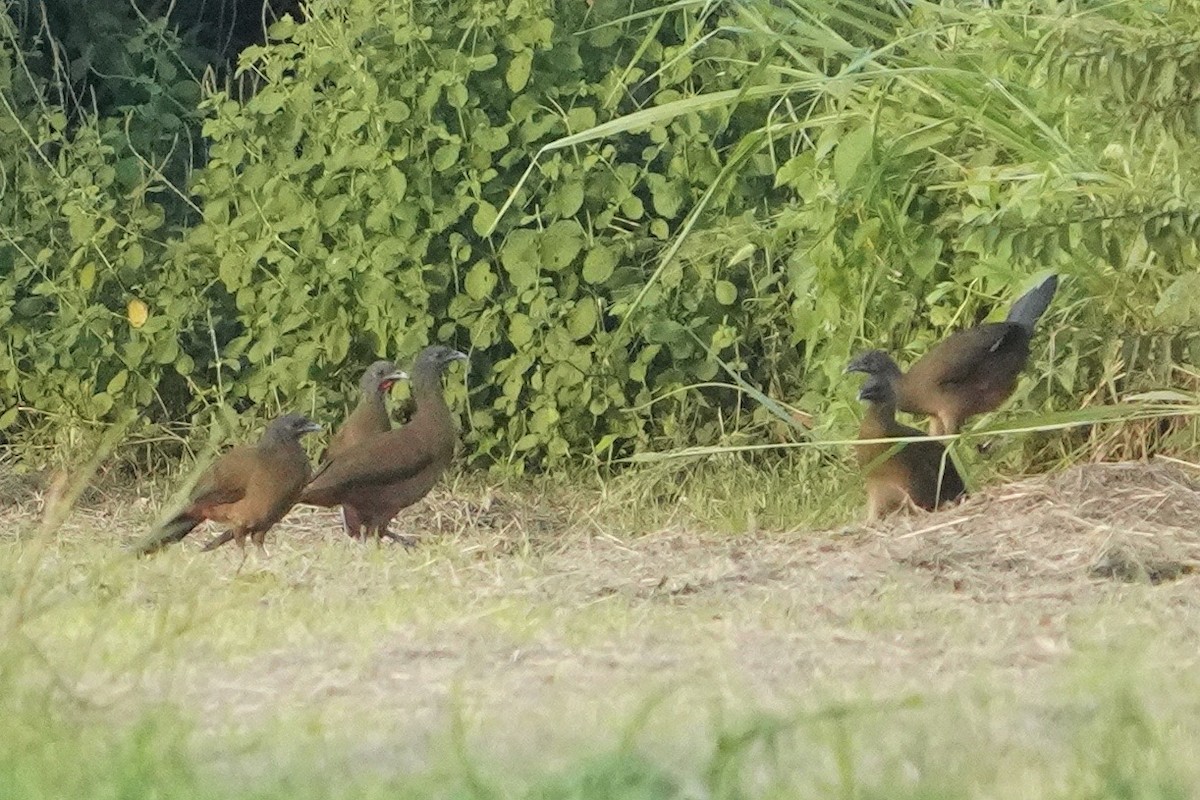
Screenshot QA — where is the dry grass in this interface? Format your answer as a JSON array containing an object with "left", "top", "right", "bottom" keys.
[
  {"left": 5, "top": 459, "right": 1200, "bottom": 794},
  {"left": 840, "top": 458, "right": 1200, "bottom": 587}
]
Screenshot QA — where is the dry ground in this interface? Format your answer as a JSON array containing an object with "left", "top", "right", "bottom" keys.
[{"left": 5, "top": 459, "right": 1200, "bottom": 794}]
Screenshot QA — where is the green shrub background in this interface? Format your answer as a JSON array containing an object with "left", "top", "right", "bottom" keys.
[{"left": 2, "top": 0, "right": 1198, "bottom": 471}]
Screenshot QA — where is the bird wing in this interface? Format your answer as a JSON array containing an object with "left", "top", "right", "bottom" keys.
[
  {"left": 306, "top": 428, "right": 437, "bottom": 495},
  {"left": 186, "top": 446, "right": 254, "bottom": 510},
  {"left": 915, "top": 324, "right": 1020, "bottom": 388}
]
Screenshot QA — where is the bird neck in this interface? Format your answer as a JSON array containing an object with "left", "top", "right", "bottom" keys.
[
  {"left": 354, "top": 388, "right": 391, "bottom": 427},
  {"left": 879, "top": 359, "right": 904, "bottom": 381},
  {"left": 258, "top": 431, "right": 304, "bottom": 459},
  {"left": 410, "top": 364, "right": 450, "bottom": 420},
  {"left": 861, "top": 400, "right": 900, "bottom": 437}
]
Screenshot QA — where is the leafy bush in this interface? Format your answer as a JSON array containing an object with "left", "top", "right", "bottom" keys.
[
  {"left": 0, "top": 14, "right": 201, "bottom": 450},
  {"left": 4, "top": 0, "right": 1200, "bottom": 471},
  {"left": 182, "top": 0, "right": 803, "bottom": 468}
]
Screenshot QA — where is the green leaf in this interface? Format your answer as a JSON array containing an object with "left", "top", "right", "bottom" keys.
[
  {"left": 540, "top": 220, "right": 584, "bottom": 270},
  {"left": 507, "top": 50, "right": 533, "bottom": 93},
  {"left": 66, "top": 207, "right": 93, "bottom": 244},
  {"left": 465, "top": 261, "right": 496, "bottom": 301},
  {"left": 125, "top": 243, "right": 145, "bottom": 269},
  {"left": 500, "top": 230, "right": 539, "bottom": 289},
  {"left": 833, "top": 124, "right": 873, "bottom": 189},
  {"left": 320, "top": 196, "right": 351, "bottom": 227},
  {"left": 382, "top": 100, "right": 411, "bottom": 123},
  {"left": 91, "top": 392, "right": 114, "bottom": 416},
  {"left": 582, "top": 246, "right": 617, "bottom": 285},
  {"left": 472, "top": 201, "right": 498, "bottom": 237},
  {"left": 714, "top": 280, "right": 737, "bottom": 305},
  {"left": 509, "top": 313, "right": 534, "bottom": 348},
  {"left": 645, "top": 319, "right": 685, "bottom": 344},
  {"left": 107, "top": 370, "right": 129, "bottom": 393},
  {"left": 1154, "top": 274, "right": 1200, "bottom": 325},
  {"left": 385, "top": 167, "right": 408, "bottom": 202},
  {"left": 551, "top": 180, "right": 584, "bottom": 217},
  {"left": 432, "top": 143, "right": 460, "bottom": 172},
  {"left": 647, "top": 174, "right": 683, "bottom": 218},
  {"left": 567, "top": 302, "right": 597, "bottom": 340}
]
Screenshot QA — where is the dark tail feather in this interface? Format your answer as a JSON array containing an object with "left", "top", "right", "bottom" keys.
[
  {"left": 129, "top": 513, "right": 200, "bottom": 556},
  {"left": 1005, "top": 274, "right": 1059, "bottom": 332}
]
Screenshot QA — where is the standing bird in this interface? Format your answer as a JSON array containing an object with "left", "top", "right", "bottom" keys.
[
  {"left": 131, "top": 413, "right": 321, "bottom": 556},
  {"left": 300, "top": 344, "right": 468, "bottom": 544},
  {"left": 320, "top": 360, "right": 408, "bottom": 539},
  {"left": 846, "top": 274, "right": 1059, "bottom": 436},
  {"left": 854, "top": 371, "right": 965, "bottom": 521}
]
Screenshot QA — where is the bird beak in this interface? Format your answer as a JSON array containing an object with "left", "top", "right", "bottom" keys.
[
  {"left": 380, "top": 370, "right": 408, "bottom": 391},
  {"left": 450, "top": 350, "right": 469, "bottom": 363},
  {"left": 301, "top": 421, "right": 322, "bottom": 434}
]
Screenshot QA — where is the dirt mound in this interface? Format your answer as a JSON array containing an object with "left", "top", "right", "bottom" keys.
[{"left": 851, "top": 459, "right": 1200, "bottom": 584}]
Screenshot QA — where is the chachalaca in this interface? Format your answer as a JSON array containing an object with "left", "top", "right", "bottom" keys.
[
  {"left": 854, "top": 372, "right": 966, "bottom": 521},
  {"left": 131, "top": 413, "right": 320, "bottom": 556},
  {"left": 846, "top": 274, "right": 1059, "bottom": 436},
  {"left": 299, "top": 344, "right": 468, "bottom": 543},
  {"left": 320, "top": 360, "right": 408, "bottom": 538}
]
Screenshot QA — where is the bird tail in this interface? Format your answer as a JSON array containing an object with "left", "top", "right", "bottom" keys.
[
  {"left": 1005, "top": 274, "right": 1059, "bottom": 332},
  {"left": 128, "top": 513, "right": 200, "bottom": 556}
]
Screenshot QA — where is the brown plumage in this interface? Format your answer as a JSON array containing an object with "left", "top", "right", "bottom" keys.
[
  {"left": 854, "top": 372, "right": 965, "bottom": 521},
  {"left": 320, "top": 360, "right": 408, "bottom": 538},
  {"left": 300, "top": 344, "right": 467, "bottom": 543},
  {"left": 131, "top": 413, "right": 320, "bottom": 556},
  {"left": 847, "top": 274, "right": 1058, "bottom": 436}
]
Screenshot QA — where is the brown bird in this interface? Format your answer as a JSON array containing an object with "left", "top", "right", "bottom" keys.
[
  {"left": 854, "top": 372, "right": 965, "bottom": 521},
  {"left": 320, "top": 360, "right": 408, "bottom": 539},
  {"left": 300, "top": 344, "right": 468, "bottom": 543},
  {"left": 846, "top": 274, "right": 1058, "bottom": 436},
  {"left": 131, "top": 413, "right": 321, "bottom": 557}
]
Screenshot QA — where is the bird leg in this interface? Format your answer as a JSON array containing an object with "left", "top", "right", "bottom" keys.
[
  {"left": 233, "top": 529, "right": 249, "bottom": 574},
  {"left": 251, "top": 530, "right": 269, "bottom": 557},
  {"left": 341, "top": 505, "right": 366, "bottom": 540},
  {"left": 201, "top": 529, "right": 236, "bottom": 551},
  {"left": 374, "top": 527, "right": 418, "bottom": 548}
]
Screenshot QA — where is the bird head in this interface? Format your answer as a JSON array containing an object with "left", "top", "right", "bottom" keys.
[
  {"left": 415, "top": 344, "right": 469, "bottom": 373},
  {"left": 844, "top": 349, "right": 902, "bottom": 378},
  {"left": 359, "top": 360, "right": 408, "bottom": 394},
  {"left": 266, "top": 413, "right": 322, "bottom": 441}
]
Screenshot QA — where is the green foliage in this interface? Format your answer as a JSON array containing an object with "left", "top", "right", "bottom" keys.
[
  {"left": 0, "top": 15, "right": 202, "bottom": 448},
  {"left": 184, "top": 0, "right": 793, "bottom": 468},
  {"left": 5, "top": 0, "right": 1200, "bottom": 471}
]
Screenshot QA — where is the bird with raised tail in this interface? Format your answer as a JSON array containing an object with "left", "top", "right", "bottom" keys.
[{"left": 846, "top": 274, "right": 1059, "bottom": 436}]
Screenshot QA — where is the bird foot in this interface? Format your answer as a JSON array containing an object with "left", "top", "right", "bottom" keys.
[{"left": 378, "top": 530, "right": 418, "bottom": 549}]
